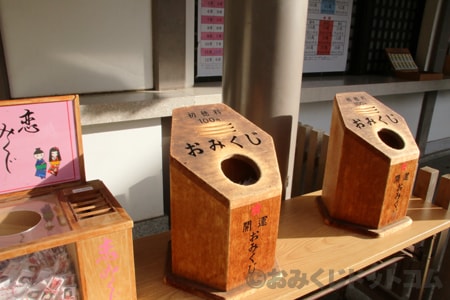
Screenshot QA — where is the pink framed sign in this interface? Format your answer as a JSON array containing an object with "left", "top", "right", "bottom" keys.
[{"left": 0, "top": 95, "right": 84, "bottom": 195}]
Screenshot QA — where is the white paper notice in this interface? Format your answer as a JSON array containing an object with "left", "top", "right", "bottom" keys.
[
  {"left": 197, "top": 0, "right": 224, "bottom": 77},
  {"left": 303, "top": 0, "right": 353, "bottom": 73}
]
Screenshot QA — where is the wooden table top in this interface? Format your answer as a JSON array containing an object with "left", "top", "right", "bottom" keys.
[{"left": 133, "top": 191, "right": 450, "bottom": 299}]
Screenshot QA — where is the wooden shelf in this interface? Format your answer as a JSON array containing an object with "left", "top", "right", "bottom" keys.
[{"left": 133, "top": 191, "right": 450, "bottom": 299}]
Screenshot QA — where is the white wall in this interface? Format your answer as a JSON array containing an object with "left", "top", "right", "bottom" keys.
[
  {"left": 81, "top": 119, "right": 164, "bottom": 222},
  {"left": 430, "top": 90, "right": 450, "bottom": 141},
  {"left": 0, "top": 0, "right": 153, "bottom": 97}
]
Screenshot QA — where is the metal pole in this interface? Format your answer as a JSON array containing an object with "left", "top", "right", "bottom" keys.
[{"left": 222, "top": 0, "right": 308, "bottom": 199}]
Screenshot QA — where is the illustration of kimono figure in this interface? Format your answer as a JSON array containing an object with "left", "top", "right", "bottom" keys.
[
  {"left": 35, "top": 159, "right": 47, "bottom": 178},
  {"left": 48, "top": 161, "right": 60, "bottom": 176},
  {"left": 48, "top": 146, "right": 62, "bottom": 176},
  {"left": 34, "top": 148, "right": 47, "bottom": 179}
]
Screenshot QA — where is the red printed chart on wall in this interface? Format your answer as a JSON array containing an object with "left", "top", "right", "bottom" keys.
[
  {"left": 0, "top": 95, "right": 83, "bottom": 194},
  {"left": 197, "top": 0, "right": 224, "bottom": 77},
  {"left": 303, "top": 0, "right": 353, "bottom": 73}
]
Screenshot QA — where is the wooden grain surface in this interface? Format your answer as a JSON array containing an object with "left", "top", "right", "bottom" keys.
[
  {"left": 322, "top": 92, "right": 420, "bottom": 228},
  {"left": 169, "top": 103, "right": 282, "bottom": 291},
  {"left": 0, "top": 180, "right": 136, "bottom": 300},
  {"left": 134, "top": 191, "right": 450, "bottom": 299}
]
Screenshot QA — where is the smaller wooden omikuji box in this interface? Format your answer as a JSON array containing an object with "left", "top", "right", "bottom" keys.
[
  {"left": 321, "top": 92, "right": 420, "bottom": 230},
  {"left": 169, "top": 103, "right": 282, "bottom": 295},
  {"left": 0, "top": 95, "right": 136, "bottom": 299}
]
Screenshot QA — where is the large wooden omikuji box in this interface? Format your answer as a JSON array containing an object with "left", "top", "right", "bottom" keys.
[
  {"left": 168, "top": 103, "right": 282, "bottom": 295},
  {"left": 321, "top": 92, "right": 420, "bottom": 230},
  {"left": 0, "top": 95, "right": 136, "bottom": 299}
]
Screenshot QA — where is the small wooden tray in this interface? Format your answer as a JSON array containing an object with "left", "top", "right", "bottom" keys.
[{"left": 385, "top": 48, "right": 443, "bottom": 81}]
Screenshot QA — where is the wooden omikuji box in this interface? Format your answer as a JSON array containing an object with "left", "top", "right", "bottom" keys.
[
  {"left": 168, "top": 103, "right": 282, "bottom": 296},
  {"left": 0, "top": 95, "right": 136, "bottom": 299},
  {"left": 321, "top": 92, "right": 420, "bottom": 231}
]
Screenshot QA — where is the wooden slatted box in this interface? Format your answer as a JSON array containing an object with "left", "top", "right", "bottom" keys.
[{"left": 0, "top": 95, "right": 136, "bottom": 299}]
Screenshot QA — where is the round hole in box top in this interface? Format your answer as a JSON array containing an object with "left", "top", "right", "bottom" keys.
[
  {"left": 221, "top": 154, "right": 261, "bottom": 185},
  {"left": 0, "top": 210, "right": 42, "bottom": 236},
  {"left": 377, "top": 128, "right": 405, "bottom": 150}
]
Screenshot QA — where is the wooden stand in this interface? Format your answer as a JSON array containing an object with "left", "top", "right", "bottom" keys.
[
  {"left": 60, "top": 180, "right": 136, "bottom": 299},
  {"left": 321, "top": 92, "right": 420, "bottom": 230},
  {"left": 0, "top": 180, "right": 136, "bottom": 299},
  {"left": 385, "top": 48, "right": 444, "bottom": 81},
  {"left": 0, "top": 95, "right": 136, "bottom": 299},
  {"left": 393, "top": 70, "right": 444, "bottom": 81},
  {"left": 169, "top": 103, "right": 282, "bottom": 294}
]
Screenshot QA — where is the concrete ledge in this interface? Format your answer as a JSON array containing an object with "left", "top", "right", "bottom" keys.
[
  {"left": 79, "top": 76, "right": 450, "bottom": 125},
  {"left": 301, "top": 75, "right": 450, "bottom": 103},
  {"left": 79, "top": 82, "right": 222, "bottom": 125}
]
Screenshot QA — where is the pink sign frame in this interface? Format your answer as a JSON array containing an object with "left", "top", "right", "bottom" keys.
[{"left": 0, "top": 95, "right": 84, "bottom": 195}]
